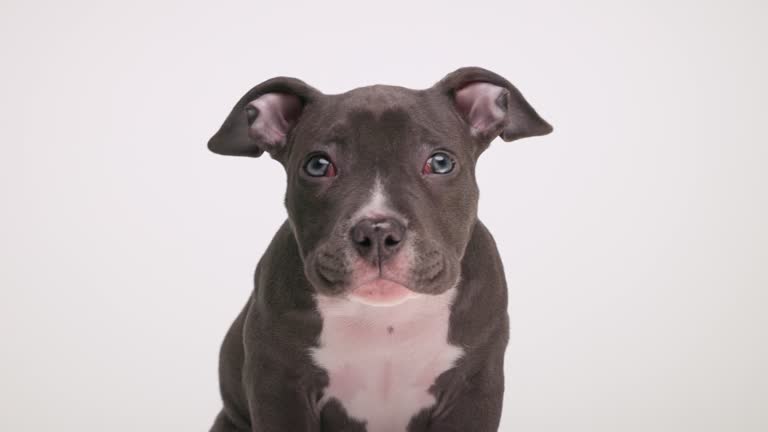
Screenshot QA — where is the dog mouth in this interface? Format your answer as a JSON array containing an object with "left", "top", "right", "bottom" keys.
[
  {"left": 309, "top": 243, "right": 452, "bottom": 305},
  {"left": 347, "top": 279, "right": 423, "bottom": 307}
]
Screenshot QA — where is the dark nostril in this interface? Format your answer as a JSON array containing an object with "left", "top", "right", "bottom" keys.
[
  {"left": 384, "top": 235, "right": 400, "bottom": 247},
  {"left": 351, "top": 224, "right": 374, "bottom": 248}
]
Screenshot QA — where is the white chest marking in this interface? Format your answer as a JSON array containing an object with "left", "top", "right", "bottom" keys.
[{"left": 311, "top": 289, "right": 463, "bottom": 432}]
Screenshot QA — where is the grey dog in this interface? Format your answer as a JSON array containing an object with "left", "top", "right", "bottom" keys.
[{"left": 208, "top": 67, "right": 552, "bottom": 432}]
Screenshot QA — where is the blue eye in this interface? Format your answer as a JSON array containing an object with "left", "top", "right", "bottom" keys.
[
  {"left": 423, "top": 152, "right": 455, "bottom": 175},
  {"left": 304, "top": 154, "right": 337, "bottom": 177}
]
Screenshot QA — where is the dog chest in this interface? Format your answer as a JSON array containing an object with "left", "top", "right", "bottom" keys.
[{"left": 311, "top": 289, "right": 463, "bottom": 432}]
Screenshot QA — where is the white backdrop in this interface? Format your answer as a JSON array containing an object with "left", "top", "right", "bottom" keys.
[{"left": 1, "top": 1, "right": 766, "bottom": 431}]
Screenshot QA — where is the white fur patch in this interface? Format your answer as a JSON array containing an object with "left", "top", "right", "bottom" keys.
[
  {"left": 311, "top": 289, "right": 464, "bottom": 431},
  {"left": 351, "top": 176, "right": 405, "bottom": 224}
]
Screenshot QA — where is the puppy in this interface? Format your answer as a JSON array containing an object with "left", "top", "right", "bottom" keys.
[{"left": 208, "top": 67, "right": 552, "bottom": 432}]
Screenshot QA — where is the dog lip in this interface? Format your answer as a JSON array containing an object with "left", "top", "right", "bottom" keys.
[{"left": 347, "top": 278, "right": 422, "bottom": 307}]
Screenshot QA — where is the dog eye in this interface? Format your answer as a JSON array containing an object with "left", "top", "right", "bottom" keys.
[
  {"left": 423, "top": 152, "right": 455, "bottom": 175},
  {"left": 304, "top": 154, "right": 337, "bottom": 177}
]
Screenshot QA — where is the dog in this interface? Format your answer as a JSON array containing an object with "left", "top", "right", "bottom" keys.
[{"left": 207, "top": 67, "right": 552, "bottom": 432}]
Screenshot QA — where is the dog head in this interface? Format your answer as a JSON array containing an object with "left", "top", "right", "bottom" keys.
[{"left": 209, "top": 67, "right": 552, "bottom": 306}]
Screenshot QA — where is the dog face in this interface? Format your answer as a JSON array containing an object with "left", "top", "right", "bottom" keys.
[{"left": 209, "top": 68, "right": 551, "bottom": 305}]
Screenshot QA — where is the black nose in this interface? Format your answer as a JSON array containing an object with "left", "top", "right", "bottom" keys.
[{"left": 350, "top": 218, "right": 406, "bottom": 262}]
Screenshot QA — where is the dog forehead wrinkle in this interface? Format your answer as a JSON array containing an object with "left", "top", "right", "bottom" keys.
[
  {"left": 339, "top": 85, "right": 421, "bottom": 116},
  {"left": 323, "top": 121, "right": 350, "bottom": 143}
]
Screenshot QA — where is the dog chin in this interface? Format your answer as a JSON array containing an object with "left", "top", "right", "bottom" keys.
[{"left": 347, "top": 279, "right": 423, "bottom": 307}]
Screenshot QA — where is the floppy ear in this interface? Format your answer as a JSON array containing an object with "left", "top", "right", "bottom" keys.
[
  {"left": 208, "top": 77, "right": 322, "bottom": 158},
  {"left": 435, "top": 67, "right": 552, "bottom": 143}
]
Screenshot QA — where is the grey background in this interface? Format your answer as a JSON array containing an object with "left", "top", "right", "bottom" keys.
[{"left": 1, "top": 0, "right": 766, "bottom": 431}]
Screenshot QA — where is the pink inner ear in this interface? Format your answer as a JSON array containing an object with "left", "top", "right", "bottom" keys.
[
  {"left": 454, "top": 82, "right": 507, "bottom": 133},
  {"left": 247, "top": 92, "right": 303, "bottom": 146}
]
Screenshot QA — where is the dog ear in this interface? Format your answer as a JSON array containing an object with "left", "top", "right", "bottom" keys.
[
  {"left": 435, "top": 67, "right": 552, "bottom": 143},
  {"left": 208, "top": 77, "right": 322, "bottom": 158}
]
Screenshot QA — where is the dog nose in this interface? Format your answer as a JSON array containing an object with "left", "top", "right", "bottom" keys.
[{"left": 350, "top": 218, "right": 406, "bottom": 262}]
